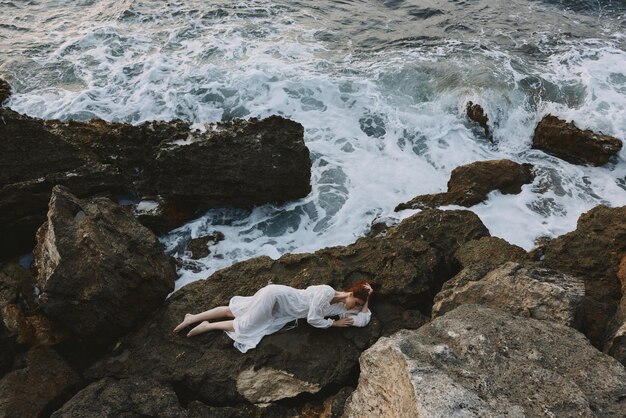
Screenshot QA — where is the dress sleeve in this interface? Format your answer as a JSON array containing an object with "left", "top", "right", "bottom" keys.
[
  {"left": 341, "top": 309, "right": 372, "bottom": 327},
  {"left": 307, "top": 286, "right": 334, "bottom": 328}
]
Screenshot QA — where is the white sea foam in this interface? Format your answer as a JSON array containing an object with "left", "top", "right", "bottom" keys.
[{"left": 2, "top": 1, "right": 625, "bottom": 292}]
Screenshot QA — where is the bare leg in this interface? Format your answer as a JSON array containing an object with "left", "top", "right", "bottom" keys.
[
  {"left": 187, "top": 320, "right": 234, "bottom": 337},
  {"left": 173, "top": 307, "right": 234, "bottom": 333}
]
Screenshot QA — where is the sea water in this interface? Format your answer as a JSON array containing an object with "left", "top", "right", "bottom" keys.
[{"left": 1, "top": 0, "right": 625, "bottom": 291}]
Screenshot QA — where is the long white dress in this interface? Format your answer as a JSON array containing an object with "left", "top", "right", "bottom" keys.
[{"left": 225, "top": 284, "right": 371, "bottom": 353}]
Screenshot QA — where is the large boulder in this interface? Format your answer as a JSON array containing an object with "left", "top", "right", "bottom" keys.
[
  {"left": 453, "top": 236, "right": 528, "bottom": 269},
  {"left": 0, "top": 101, "right": 311, "bottom": 259},
  {"left": 344, "top": 305, "right": 626, "bottom": 417},
  {"left": 395, "top": 159, "right": 534, "bottom": 211},
  {"left": 83, "top": 209, "right": 488, "bottom": 408},
  {"left": 432, "top": 262, "right": 585, "bottom": 327},
  {"left": 532, "top": 115, "right": 623, "bottom": 166},
  {"left": 33, "top": 186, "right": 176, "bottom": 342},
  {"left": 541, "top": 205, "right": 626, "bottom": 350},
  {"left": 0, "top": 347, "right": 81, "bottom": 418}
]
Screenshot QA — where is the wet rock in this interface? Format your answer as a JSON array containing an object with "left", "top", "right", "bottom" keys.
[
  {"left": 33, "top": 186, "right": 176, "bottom": 342},
  {"left": 50, "top": 377, "right": 182, "bottom": 418},
  {"left": 532, "top": 115, "right": 623, "bottom": 166},
  {"left": 84, "top": 209, "right": 488, "bottom": 407},
  {"left": 0, "top": 347, "right": 81, "bottom": 418},
  {"left": 0, "top": 262, "right": 69, "bottom": 348},
  {"left": 605, "top": 254, "right": 626, "bottom": 365},
  {"left": 0, "top": 79, "right": 11, "bottom": 104},
  {"left": 454, "top": 236, "right": 528, "bottom": 269},
  {"left": 432, "top": 262, "right": 585, "bottom": 327},
  {"left": 542, "top": 205, "right": 626, "bottom": 350},
  {"left": 395, "top": 159, "right": 534, "bottom": 210},
  {"left": 344, "top": 305, "right": 626, "bottom": 418},
  {"left": 0, "top": 102, "right": 311, "bottom": 259},
  {"left": 466, "top": 101, "right": 492, "bottom": 140},
  {"left": 186, "top": 231, "right": 225, "bottom": 260}
]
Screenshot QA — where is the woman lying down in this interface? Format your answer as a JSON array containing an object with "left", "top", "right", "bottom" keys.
[{"left": 173, "top": 281, "right": 373, "bottom": 353}]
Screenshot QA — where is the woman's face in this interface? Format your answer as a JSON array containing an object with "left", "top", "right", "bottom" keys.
[{"left": 345, "top": 294, "right": 365, "bottom": 310}]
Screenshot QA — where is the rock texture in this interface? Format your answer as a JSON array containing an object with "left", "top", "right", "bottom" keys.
[
  {"left": 454, "top": 236, "right": 528, "bottom": 269},
  {"left": 0, "top": 347, "right": 81, "bottom": 418},
  {"left": 0, "top": 79, "right": 11, "bottom": 104},
  {"left": 605, "top": 254, "right": 626, "bottom": 365},
  {"left": 466, "top": 101, "right": 492, "bottom": 141},
  {"left": 395, "top": 159, "right": 534, "bottom": 211},
  {"left": 532, "top": 115, "right": 623, "bottom": 166},
  {"left": 541, "top": 205, "right": 626, "bottom": 350},
  {"left": 50, "top": 377, "right": 183, "bottom": 418},
  {"left": 83, "top": 209, "right": 488, "bottom": 407},
  {"left": 344, "top": 305, "right": 626, "bottom": 418},
  {"left": 0, "top": 104, "right": 311, "bottom": 259},
  {"left": 432, "top": 262, "right": 585, "bottom": 327},
  {"left": 186, "top": 231, "right": 225, "bottom": 259},
  {"left": 33, "top": 186, "right": 176, "bottom": 342}
]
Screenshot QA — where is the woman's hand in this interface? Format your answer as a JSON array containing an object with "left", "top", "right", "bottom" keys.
[
  {"left": 332, "top": 317, "right": 354, "bottom": 327},
  {"left": 364, "top": 283, "right": 373, "bottom": 295}
]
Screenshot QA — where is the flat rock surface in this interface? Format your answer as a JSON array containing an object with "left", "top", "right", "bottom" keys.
[
  {"left": 344, "top": 305, "right": 626, "bottom": 418},
  {"left": 532, "top": 115, "right": 623, "bottom": 166},
  {"left": 33, "top": 186, "right": 176, "bottom": 342}
]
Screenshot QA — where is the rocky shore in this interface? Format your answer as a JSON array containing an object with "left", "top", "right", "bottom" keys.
[{"left": 1, "top": 80, "right": 625, "bottom": 417}]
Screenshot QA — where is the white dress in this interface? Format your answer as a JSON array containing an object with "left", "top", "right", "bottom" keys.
[{"left": 225, "top": 284, "right": 371, "bottom": 353}]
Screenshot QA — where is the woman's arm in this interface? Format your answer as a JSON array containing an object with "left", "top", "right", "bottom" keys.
[{"left": 307, "top": 286, "right": 335, "bottom": 328}]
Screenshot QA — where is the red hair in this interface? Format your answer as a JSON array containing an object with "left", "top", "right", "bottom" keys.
[{"left": 347, "top": 281, "right": 370, "bottom": 303}]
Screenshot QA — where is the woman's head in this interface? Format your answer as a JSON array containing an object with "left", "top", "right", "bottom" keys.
[{"left": 345, "top": 281, "right": 371, "bottom": 308}]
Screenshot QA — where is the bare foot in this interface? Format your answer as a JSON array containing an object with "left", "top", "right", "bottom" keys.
[
  {"left": 173, "top": 313, "right": 195, "bottom": 333},
  {"left": 187, "top": 321, "right": 211, "bottom": 337}
]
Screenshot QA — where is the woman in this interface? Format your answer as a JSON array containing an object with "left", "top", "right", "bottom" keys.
[{"left": 173, "top": 281, "right": 373, "bottom": 353}]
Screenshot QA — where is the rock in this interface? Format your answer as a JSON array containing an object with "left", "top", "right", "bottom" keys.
[
  {"left": 466, "top": 101, "right": 492, "bottom": 140},
  {"left": 605, "top": 254, "right": 626, "bottom": 365},
  {"left": 84, "top": 209, "right": 488, "bottom": 407},
  {"left": 0, "top": 347, "right": 81, "bottom": 418},
  {"left": 532, "top": 115, "right": 623, "bottom": 166},
  {"left": 0, "top": 79, "right": 11, "bottom": 105},
  {"left": 344, "top": 305, "right": 626, "bottom": 418},
  {"left": 454, "top": 236, "right": 528, "bottom": 269},
  {"left": 50, "top": 377, "right": 183, "bottom": 418},
  {"left": 542, "top": 205, "right": 626, "bottom": 349},
  {"left": 0, "top": 262, "right": 69, "bottom": 348},
  {"left": 395, "top": 159, "right": 534, "bottom": 210},
  {"left": 186, "top": 231, "right": 225, "bottom": 260},
  {"left": 432, "top": 262, "right": 585, "bottom": 327},
  {"left": 0, "top": 103, "right": 311, "bottom": 259},
  {"left": 33, "top": 186, "right": 176, "bottom": 342}
]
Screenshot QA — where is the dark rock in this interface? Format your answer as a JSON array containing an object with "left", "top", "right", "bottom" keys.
[
  {"left": 84, "top": 209, "right": 488, "bottom": 407},
  {"left": 605, "top": 254, "right": 626, "bottom": 365},
  {"left": 542, "top": 205, "right": 626, "bottom": 351},
  {"left": 345, "top": 305, "right": 626, "bottom": 417},
  {"left": 187, "top": 231, "right": 225, "bottom": 260},
  {"left": 33, "top": 186, "right": 176, "bottom": 342},
  {"left": 0, "top": 262, "right": 69, "bottom": 348},
  {"left": 466, "top": 101, "right": 492, "bottom": 140},
  {"left": 395, "top": 159, "right": 534, "bottom": 211},
  {"left": 432, "top": 262, "right": 585, "bottom": 327},
  {"left": 532, "top": 115, "right": 623, "bottom": 166},
  {"left": 0, "top": 347, "right": 81, "bottom": 418},
  {"left": 454, "top": 236, "right": 528, "bottom": 269},
  {"left": 0, "top": 103, "right": 311, "bottom": 259},
  {"left": 50, "top": 377, "right": 183, "bottom": 418},
  {"left": 0, "top": 79, "right": 11, "bottom": 105}
]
